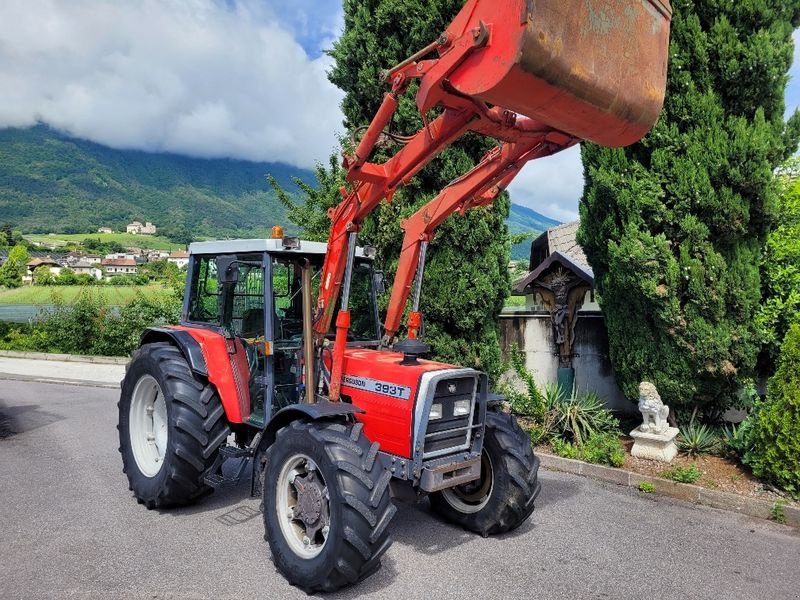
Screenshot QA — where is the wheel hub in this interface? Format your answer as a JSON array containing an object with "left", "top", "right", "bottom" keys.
[
  {"left": 276, "top": 455, "right": 331, "bottom": 558},
  {"left": 292, "top": 471, "right": 329, "bottom": 541}
]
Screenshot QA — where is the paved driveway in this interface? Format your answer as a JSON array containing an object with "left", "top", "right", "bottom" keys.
[{"left": 1, "top": 380, "right": 798, "bottom": 600}]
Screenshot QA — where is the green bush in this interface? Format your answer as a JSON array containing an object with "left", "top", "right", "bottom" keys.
[
  {"left": 551, "top": 432, "right": 625, "bottom": 468},
  {"left": 744, "top": 323, "right": 800, "bottom": 498},
  {"left": 19, "top": 287, "right": 182, "bottom": 357},
  {"left": 500, "top": 345, "right": 546, "bottom": 419},
  {"left": 661, "top": 464, "right": 701, "bottom": 484},
  {"left": 638, "top": 482, "right": 655, "bottom": 493}
]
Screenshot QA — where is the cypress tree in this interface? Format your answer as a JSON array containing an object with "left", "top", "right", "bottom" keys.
[{"left": 578, "top": 1, "right": 800, "bottom": 416}]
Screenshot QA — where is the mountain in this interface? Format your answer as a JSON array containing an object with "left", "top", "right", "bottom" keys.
[
  {"left": 0, "top": 125, "right": 559, "bottom": 254},
  {"left": 0, "top": 125, "right": 311, "bottom": 241},
  {"left": 507, "top": 203, "right": 561, "bottom": 261}
]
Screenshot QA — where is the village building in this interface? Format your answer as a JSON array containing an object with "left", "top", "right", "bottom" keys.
[
  {"left": 23, "top": 257, "right": 63, "bottom": 285},
  {"left": 126, "top": 221, "right": 157, "bottom": 235},
  {"left": 70, "top": 261, "right": 103, "bottom": 281},
  {"left": 102, "top": 258, "right": 138, "bottom": 278},
  {"left": 167, "top": 250, "right": 190, "bottom": 269},
  {"left": 97, "top": 227, "right": 113, "bottom": 234},
  {"left": 146, "top": 249, "right": 171, "bottom": 260}
]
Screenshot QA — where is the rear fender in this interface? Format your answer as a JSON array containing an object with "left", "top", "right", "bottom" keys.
[
  {"left": 250, "top": 402, "right": 365, "bottom": 497},
  {"left": 141, "top": 325, "right": 251, "bottom": 424},
  {"left": 139, "top": 327, "right": 208, "bottom": 377}
]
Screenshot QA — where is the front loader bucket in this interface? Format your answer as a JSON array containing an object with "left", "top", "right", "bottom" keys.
[{"left": 447, "top": 0, "right": 672, "bottom": 147}]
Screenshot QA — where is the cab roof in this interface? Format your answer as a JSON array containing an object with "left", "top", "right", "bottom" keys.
[{"left": 188, "top": 238, "right": 371, "bottom": 258}]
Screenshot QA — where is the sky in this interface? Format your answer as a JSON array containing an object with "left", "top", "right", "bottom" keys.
[{"left": 1, "top": 1, "right": 799, "bottom": 223}]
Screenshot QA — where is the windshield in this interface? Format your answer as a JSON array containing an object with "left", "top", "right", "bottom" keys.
[{"left": 273, "top": 257, "right": 380, "bottom": 344}]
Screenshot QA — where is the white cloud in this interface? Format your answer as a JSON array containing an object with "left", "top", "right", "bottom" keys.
[
  {"left": 507, "top": 145, "right": 584, "bottom": 223},
  {"left": 0, "top": 0, "right": 345, "bottom": 168}
]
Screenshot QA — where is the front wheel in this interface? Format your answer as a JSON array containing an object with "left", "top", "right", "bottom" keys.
[
  {"left": 430, "top": 410, "right": 541, "bottom": 537},
  {"left": 263, "top": 420, "right": 396, "bottom": 593}
]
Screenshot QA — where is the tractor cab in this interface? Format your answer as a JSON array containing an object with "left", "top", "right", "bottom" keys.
[{"left": 179, "top": 236, "right": 383, "bottom": 429}]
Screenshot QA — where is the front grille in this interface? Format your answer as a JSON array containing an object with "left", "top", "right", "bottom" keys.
[{"left": 423, "top": 377, "right": 478, "bottom": 458}]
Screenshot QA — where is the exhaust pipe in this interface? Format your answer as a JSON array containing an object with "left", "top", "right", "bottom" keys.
[{"left": 301, "top": 260, "right": 315, "bottom": 404}]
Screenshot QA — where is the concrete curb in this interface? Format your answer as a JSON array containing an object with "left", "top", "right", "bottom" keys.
[
  {"left": 0, "top": 350, "right": 129, "bottom": 365},
  {"left": 0, "top": 372, "right": 120, "bottom": 389},
  {"left": 538, "top": 452, "right": 800, "bottom": 528}
]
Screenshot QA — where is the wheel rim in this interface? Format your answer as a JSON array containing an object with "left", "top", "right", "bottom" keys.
[
  {"left": 129, "top": 375, "right": 168, "bottom": 478},
  {"left": 275, "top": 454, "right": 330, "bottom": 559},
  {"left": 441, "top": 450, "right": 494, "bottom": 514}
]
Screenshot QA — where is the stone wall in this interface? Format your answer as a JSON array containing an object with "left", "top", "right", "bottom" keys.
[{"left": 499, "top": 310, "right": 635, "bottom": 415}]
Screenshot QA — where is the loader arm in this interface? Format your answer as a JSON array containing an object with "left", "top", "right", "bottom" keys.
[
  {"left": 382, "top": 131, "right": 579, "bottom": 342},
  {"left": 317, "top": 0, "right": 672, "bottom": 400}
]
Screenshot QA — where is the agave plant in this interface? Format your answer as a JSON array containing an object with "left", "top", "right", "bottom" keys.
[
  {"left": 677, "top": 423, "right": 718, "bottom": 457},
  {"left": 552, "top": 387, "right": 620, "bottom": 445}
]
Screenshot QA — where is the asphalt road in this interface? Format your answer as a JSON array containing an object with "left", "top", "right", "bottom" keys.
[{"left": 1, "top": 380, "right": 799, "bottom": 600}]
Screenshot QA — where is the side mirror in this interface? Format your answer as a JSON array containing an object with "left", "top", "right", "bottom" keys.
[
  {"left": 216, "top": 255, "right": 240, "bottom": 285},
  {"left": 373, "top": 270, "right": 386, "bottom": 295}
]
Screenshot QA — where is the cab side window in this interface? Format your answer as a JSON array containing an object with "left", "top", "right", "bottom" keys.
[{"left": 188, "top": 257, "right": 219, "bottom": 323}]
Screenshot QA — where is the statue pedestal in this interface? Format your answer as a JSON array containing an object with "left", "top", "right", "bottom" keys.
[{"left": 630, "top": 427, "right": 679, "bottom": 463}]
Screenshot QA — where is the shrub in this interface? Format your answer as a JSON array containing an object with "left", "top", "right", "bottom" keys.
[
  {"left": 501, "top": 345, "right": 546, "bottom": 419},
  {"left": 24, "top": 287, "right": 181, "bottom": 357},
  {"left": 638, "top": 482, "right": 655, "bottom": 493},
  {"left": 744, "top": 323, "right": 800, "bottom": 498},
  {"left": 661, "top": 464, "right": 701, "bottom": 484},
  {"left": 551, "top": 432, "right": 625, "bottom": 468},
  {"left": 677, "top": 423, "right": 718, "bottom": 458}
]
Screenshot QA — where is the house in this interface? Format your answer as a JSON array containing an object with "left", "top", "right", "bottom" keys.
[
  {"left": 502, "top": 220, "right": 631, "bottom": 414},
  {"left": 71, "top": 261, "right": 103, "bottom": 281},
  {"left": 167, "top": 250, "right": 189, "bottom": 269},
  {"left": 146, "top": 249, "right": 171, "bottom": 260},
  {"left": 126, "top": 221, "right": 157, "bottom": 235},
  {"left": 102, "top": 258, "right": 138, "bottom": 278},
  {"left": 23, "top": 257, "right": 63, "bottom": 284},
  {"left": 97, "top": 227, "right": 113, "bottom": 234}
]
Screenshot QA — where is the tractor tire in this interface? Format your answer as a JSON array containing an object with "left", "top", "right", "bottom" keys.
[
  {"left": 118, "top": 342, "right": 230, "bottom": 509},
  {"left": 263, "top": 420, "right": 396, "bottom": 593},
  {"left": 429, "top": 409, "right": 541, "bottom": 537}
]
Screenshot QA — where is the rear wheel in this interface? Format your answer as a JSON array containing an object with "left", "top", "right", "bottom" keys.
[
  {"left": 430, "top": 410, "right": 540, "bottom": 536},
  {"left": 118, "top": 342, "right": 230, "bottom": 508},
  {"left": 263, "top": 420, "right": 395, "bottom": 593}
]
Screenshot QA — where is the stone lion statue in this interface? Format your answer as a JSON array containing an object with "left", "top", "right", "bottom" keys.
[{"left": 638, "top": 381, "right": 669, "bottom": 434}]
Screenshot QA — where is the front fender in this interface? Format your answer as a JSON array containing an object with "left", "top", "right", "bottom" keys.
[{"left": 250, "top": 401, "right": 364, "bottom": 497}]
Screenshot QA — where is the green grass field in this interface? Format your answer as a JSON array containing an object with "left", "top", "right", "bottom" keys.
[
  {"left": 24, "top": 232, "right": 181, "bottom": 250},
  {"left": 0, "top": 285, "right": 172, "bottom": 305}
]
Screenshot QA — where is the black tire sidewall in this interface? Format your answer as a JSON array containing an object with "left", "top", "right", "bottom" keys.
[
  {"left": 263, "top": 422, "right": 348, "bottom": 583},
  {"left": 119, "top": 345, "right": 182, "bottom": 502}
]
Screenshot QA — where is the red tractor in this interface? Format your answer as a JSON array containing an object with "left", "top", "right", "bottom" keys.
[{"left": 118, "top": 0, "right": 672, "bottom": 592}]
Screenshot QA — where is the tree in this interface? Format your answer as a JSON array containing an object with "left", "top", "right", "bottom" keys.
[
  {"left": 578, "top": 1, "right": 800, "bottom": 417},
  {"left": 278, "top": 0, "right": 512, "bottom": 377},
  {"left": 744, "top": 322, "right": 800, "bottom": 498},
  {"left": 0, "top": 244, "right": 30, "bottom": 288},
  {"left": 755, "top": 159, "right": 800, "bottom": 371},
  {"left": 0, "top": 224, "right": 11, "bottom": 249}
]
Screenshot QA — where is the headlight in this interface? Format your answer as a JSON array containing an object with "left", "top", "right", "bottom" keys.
[
  {"left": 429, "top": 403, "right": 442, "bottom": 420},
  {"left": 453, "top": 399, "right": 471, "bottom": 417}
]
